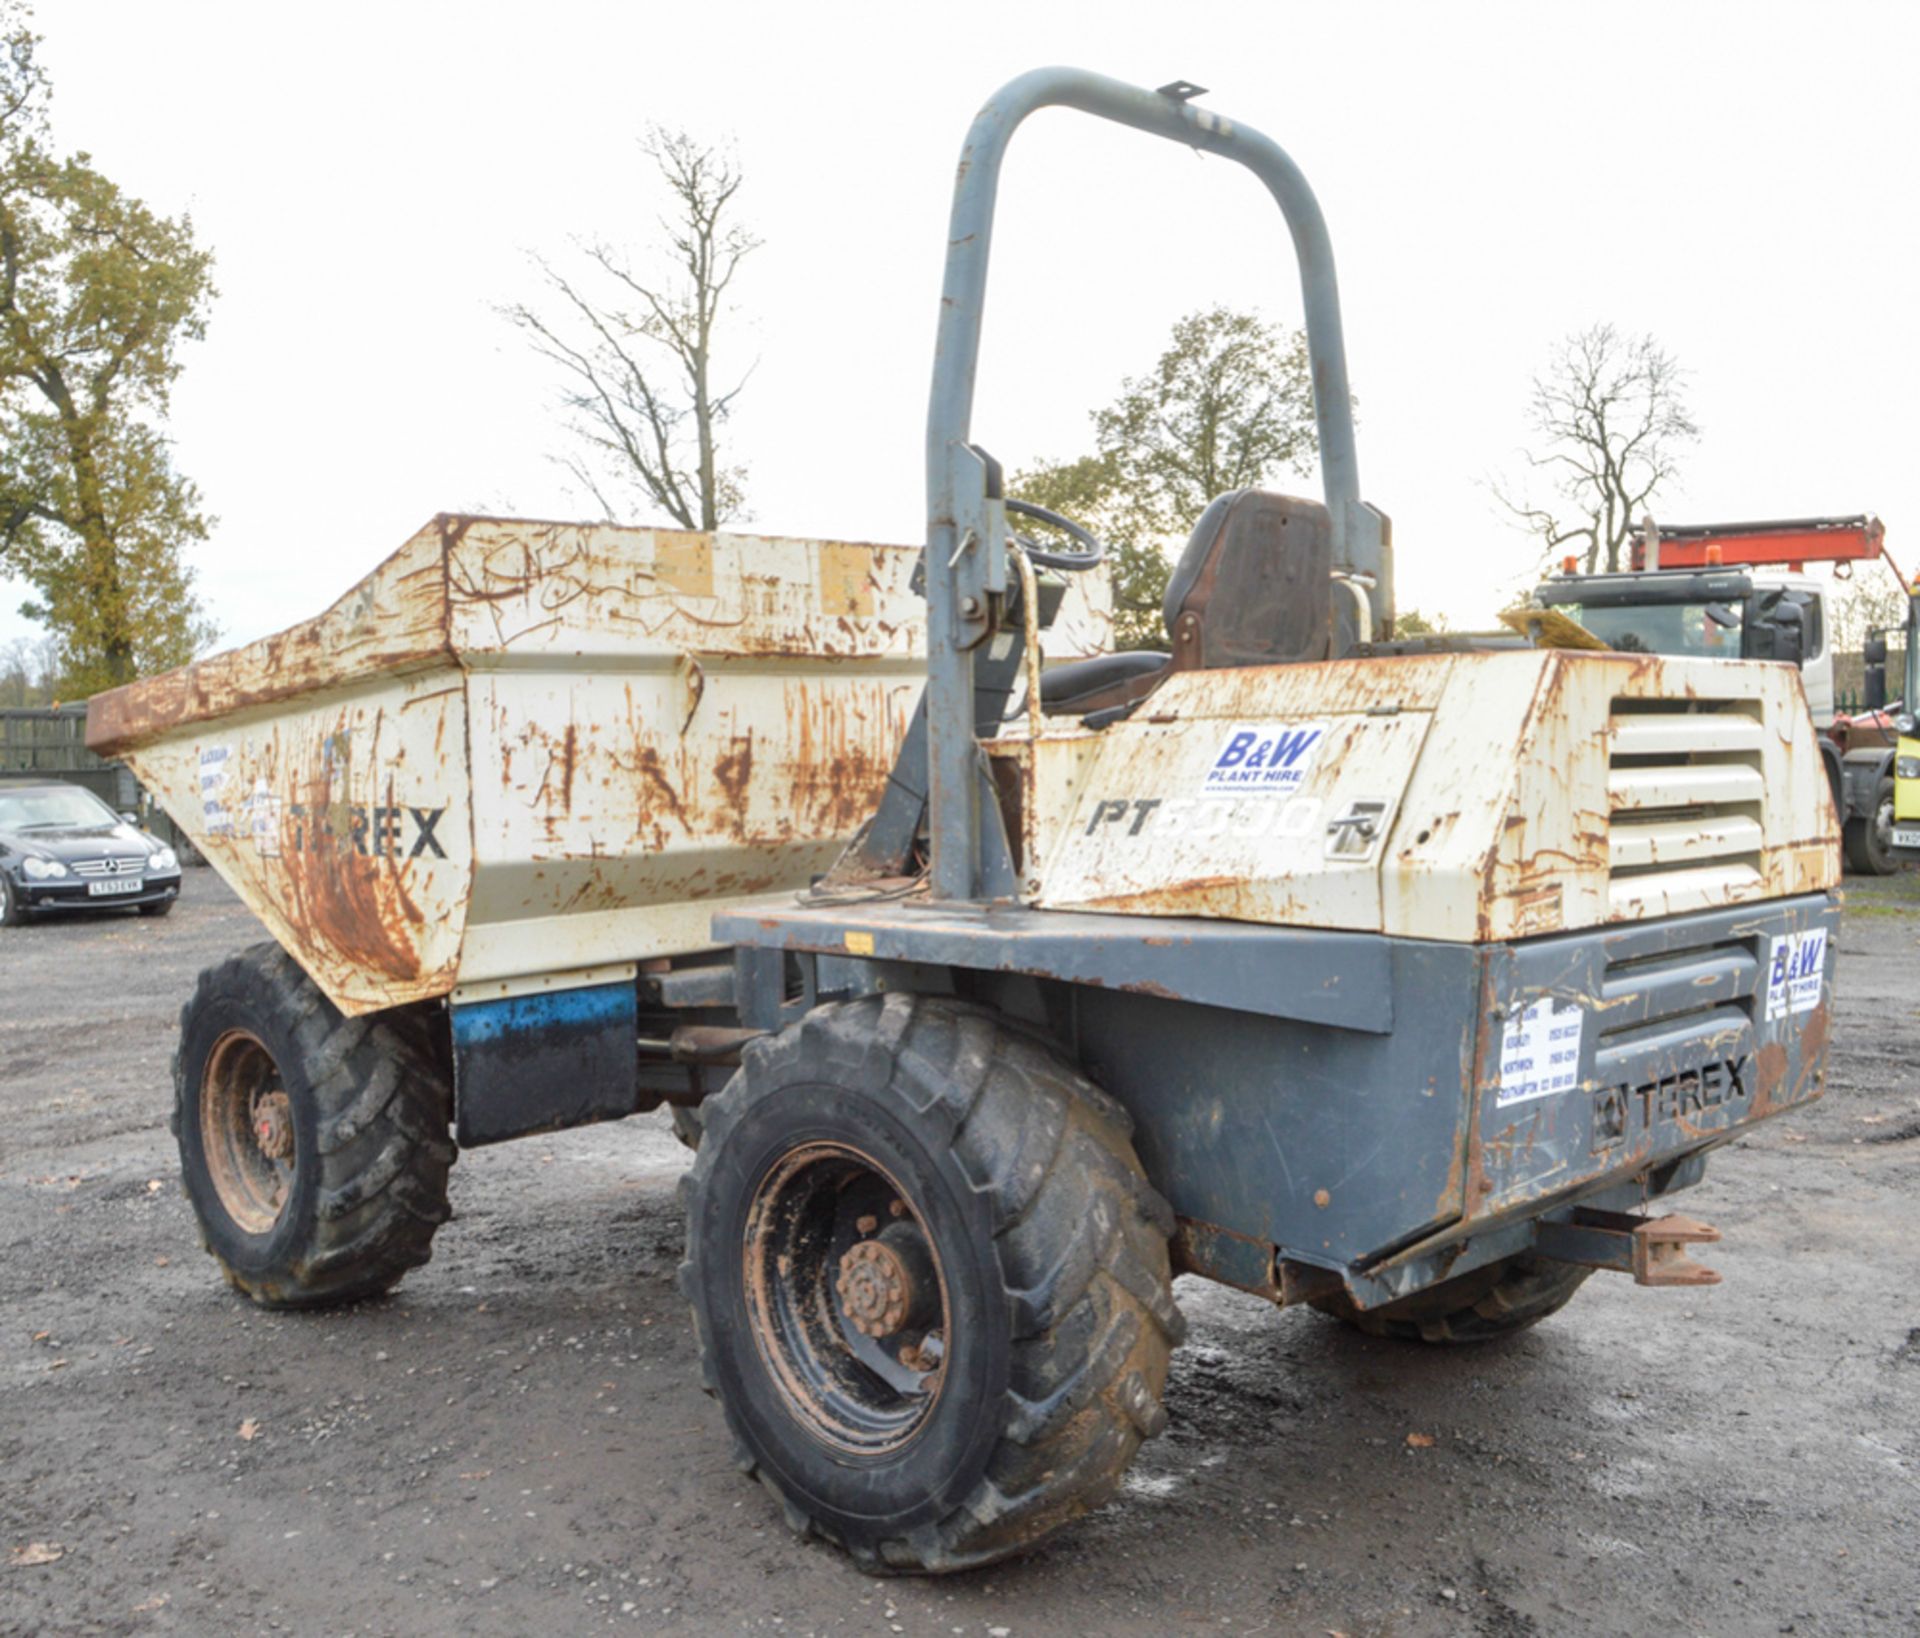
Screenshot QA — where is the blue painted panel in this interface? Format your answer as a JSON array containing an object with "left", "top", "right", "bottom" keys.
[
  {"left": 450, "top": 980, "right": 638, "bottom": 1148},
  {"left": 452, "top": 981, "right": 635, "bottom": 1047}
]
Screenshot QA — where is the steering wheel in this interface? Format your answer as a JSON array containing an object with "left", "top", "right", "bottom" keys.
[{"left": 1004, "top": 498, "right": 1108, "bottom": 571}]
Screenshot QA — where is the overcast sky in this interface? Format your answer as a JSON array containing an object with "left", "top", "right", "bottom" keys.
[{"left": 7, "top": 0, "right": 1918, "bottom": 656}]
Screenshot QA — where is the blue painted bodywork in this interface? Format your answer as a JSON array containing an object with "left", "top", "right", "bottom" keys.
[
  {"left": 720, "top": 892, "right": 1840, "bottom": 1304},
  {"left": 450, "top": 980, "right": 638, "bottom": 1148}
]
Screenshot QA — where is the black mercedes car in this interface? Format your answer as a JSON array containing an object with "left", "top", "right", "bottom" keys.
[{"left": 0, "top": 780, "right": 183, "bottom": 925}]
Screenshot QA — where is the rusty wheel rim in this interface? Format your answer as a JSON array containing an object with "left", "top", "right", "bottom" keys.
[
  {"left": 741, "top": 1141, "right": 950, "bottom": 1456},
  {"left": 200, "top": 1029, "right": 296, "bottom": 1235}
]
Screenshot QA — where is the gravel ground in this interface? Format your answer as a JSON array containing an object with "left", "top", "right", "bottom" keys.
[{"left": 3, "top": 867, "right": 1917, "bottom": 1637}]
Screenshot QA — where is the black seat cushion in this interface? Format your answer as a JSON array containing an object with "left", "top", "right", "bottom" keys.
[
  {"left": 1031, "top": 489, "right": 1330, "bottom": 721},
  {"left": 1037, "top": 650, "right": 1169, "bottom": 713}
]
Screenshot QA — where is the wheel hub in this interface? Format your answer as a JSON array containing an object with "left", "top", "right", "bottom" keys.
[
  {"left": 740, "top": 1141, "right": 951, "bottom": 1454},
  {"left": 836, "top": 1238, "right": 914, "bottom": 1337},
  {"left": 253, "top": 1091, "right": 294, "bottom": 1160},
  {"left": 201, "top": 1029, "right": 294, "bottom": 1236}
]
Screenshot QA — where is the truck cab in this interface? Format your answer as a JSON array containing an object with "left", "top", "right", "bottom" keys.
[
  {"left": 1532, "top": 515, "right": 1906, "bottom": 872},
  {"left": 1532, "top": 565, "right": 1831, "bottom": 721}
]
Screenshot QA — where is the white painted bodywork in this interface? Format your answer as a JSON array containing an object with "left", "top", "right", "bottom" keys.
[
  {"left": 1000, "top": 648, "right": 1839, "bottom": 941},
  {"left": 85, "top": 514, "right": 1109, "bottom": 1015},
  {"left": 88, "top": 515, "right": 1838, "bottom": 1015}
]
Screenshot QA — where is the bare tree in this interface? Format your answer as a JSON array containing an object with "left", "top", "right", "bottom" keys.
[
  {"left": 0, "top": 631, "right": 56, "bottom": 705},
  {"left": 508, "top": 128, "right": 758, "bottom": 531},
  {"left": 1828, "top": 561, "right": 1910, "bottom": 655},
  {"left": 1495, "top": 324, "right": 1699, "bottom": 574}
]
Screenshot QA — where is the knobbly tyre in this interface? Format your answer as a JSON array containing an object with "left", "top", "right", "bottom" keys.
[{"left": 88, "top": 68, "right": 1841, "bottom": 1574}]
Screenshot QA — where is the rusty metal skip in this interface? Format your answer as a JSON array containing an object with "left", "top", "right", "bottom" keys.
[{"left": 88, "top": 66, "right": 1841, "bottom": 1576}]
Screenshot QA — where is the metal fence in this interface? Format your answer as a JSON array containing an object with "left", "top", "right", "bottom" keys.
[
  {"left": 1833, "top": 644, "right": 1910, "bottom": 714},
  {"left": 0, "top": 705, "right": 193, "bottom": 851}
]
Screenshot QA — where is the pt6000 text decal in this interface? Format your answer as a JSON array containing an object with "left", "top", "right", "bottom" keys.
[{"left": 1083, "top": 794, "right": 1322, "bottom": 842}]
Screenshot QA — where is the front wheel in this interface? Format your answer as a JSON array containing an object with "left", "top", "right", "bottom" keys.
[
  {"left": 174, "top": 942, "right": 455, "bottom": 1308},
  {"left": 679, "top": 994, "right": 1183, "bottom": 1574},
  {"left": 1312, "top": 1254, "right": 1592, "bottom": 1344},
  {"left": 1843, "top": 776, "right": 1897, "bottom": 875},
  {"left": 0, "top": 873, "right": 25, "bottom": 926}
]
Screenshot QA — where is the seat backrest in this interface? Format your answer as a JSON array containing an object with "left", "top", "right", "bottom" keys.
[{"left": 1162, "top": 490, "right": 1334, "bottom": 670}]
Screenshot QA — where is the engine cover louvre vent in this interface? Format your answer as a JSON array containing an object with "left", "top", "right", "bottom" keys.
[{"left": 1606, "top": 697, "right": 1766, "bottom": 918}]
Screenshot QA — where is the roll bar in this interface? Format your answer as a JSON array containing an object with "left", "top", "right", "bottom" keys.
[{"left": 923, "top": 67, "right": 1385, "bottom": 901}]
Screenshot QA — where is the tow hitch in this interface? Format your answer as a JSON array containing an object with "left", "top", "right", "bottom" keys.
[{"left": 1535, "top": 1208, "right": 1723, "bottom": 1288}]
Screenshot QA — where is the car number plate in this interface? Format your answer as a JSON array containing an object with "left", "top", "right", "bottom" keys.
[
  {"left": 1893, "top": 825, "right": 1920, "bottom": 850},
  {"left": 87, "top": 876, "right": 143, "bottom": 896}
]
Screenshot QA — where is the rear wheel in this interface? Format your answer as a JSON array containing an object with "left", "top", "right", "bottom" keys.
[
  {"left": 1843, "top": 777, "right": 1897, "bottom": 875},
  {"left": 1312, "top": 1254, "right": 1592, "bottom": 1344},
  {"left": 679, "top": 994, "right": 1183, "bottom": 1573},
  {"left": 174, "top": 942, "right": 455, "bottom": 1308}
]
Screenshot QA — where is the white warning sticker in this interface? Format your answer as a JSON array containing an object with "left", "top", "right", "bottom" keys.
[
  {"left": 1764, "top": 929, "right": 1828, "bottom": 1022},
  {"left": 1496, "top": 998, "right": 1585, "bottom": 1108},
  {"left": 247, "top": 777, "right": 283, "bottom": 858},
  {"left": 198, "top": 743, "right": 230, "bottom": 795},
  {"left": 199, "top": 744, "right": 233, "bottom": 835}
]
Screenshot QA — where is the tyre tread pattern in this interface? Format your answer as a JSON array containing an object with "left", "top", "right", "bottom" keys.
[
  {"left": 679, "top": 993, "right": 1183, "bottom": 1574},
  {"left": 1313, "top": 1253, "right": 1592, "bottom": 1344},
  {"left": 1842, "top": 776, "right": 1896, "bottom": 875},
  {"left": 176, "top": 941, "right": 454, "bottom": 1309}
]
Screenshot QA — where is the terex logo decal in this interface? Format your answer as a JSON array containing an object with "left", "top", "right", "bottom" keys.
[
  {"left": 286, "top": 802, "right": 449, "bottom": 860},
  {"left": 1590, "top": 1056, "right": 1750, "bottom": 1152},
  {"left": 1201, "top": 721, "right": 1328, "bottom": 798}
]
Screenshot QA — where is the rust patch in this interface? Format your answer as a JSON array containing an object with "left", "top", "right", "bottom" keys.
[
  {"left": 1792, "top": 1002, "right": 1831, "bottom": 1104},
  {"left": 1749, "top": 999, "right": 1829, "bottom": 1122},
  {"left": 634, "top": 747, "right": 692, "bottom": 835},
  {"left": 1750, "top": 1039, "right": 1789, "bottom": 1118},
  {"left": 276, "top": 748, "right": 423, "bottom": 983},
  {"left": 1171, "top": 1217, "right": 1282, "bottom": 1303},
  {"left": 714, "top": 734, "right": 755, "bottom": 821},
  {"left": 87, "top": 518, "right": 457, "bottom": 755}
]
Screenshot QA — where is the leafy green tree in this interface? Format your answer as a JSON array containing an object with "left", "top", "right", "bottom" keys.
[
  {"left": 1012, "top": 308, "right": 1322, "bottom": 649},
  {"left": 0, "top": 3, "right": 217, "bottom": 694},
  {"left": 1396, "top": 608, "right": 1449, "bottom": 636}
]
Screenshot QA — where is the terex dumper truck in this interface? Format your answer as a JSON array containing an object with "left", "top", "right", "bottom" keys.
[{"left": 88, "top": 69, "right": 1842, "bottom": 1573}]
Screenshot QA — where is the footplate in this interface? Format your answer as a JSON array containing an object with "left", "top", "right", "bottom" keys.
[{"left": 1535, "top": 1208, "right": 1723, "bottom": 1287}]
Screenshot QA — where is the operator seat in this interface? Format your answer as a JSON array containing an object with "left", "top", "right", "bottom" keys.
[{"left": 1036, "top": 489, "right": 1334, "bottom": 718}]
